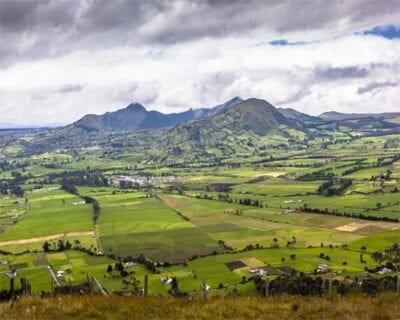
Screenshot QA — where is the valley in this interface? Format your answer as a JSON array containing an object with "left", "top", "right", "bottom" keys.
[{"left": 0, "top": 98, "right": 399, "bottom": 297}]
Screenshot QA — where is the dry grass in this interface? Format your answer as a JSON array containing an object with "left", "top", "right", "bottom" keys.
[{"left": 0, "top": 293, "right": 399, "bottom": 320}]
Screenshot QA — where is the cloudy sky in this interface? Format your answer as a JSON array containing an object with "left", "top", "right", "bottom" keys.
[{"left": 0, "top": 0, "right": 400, "bottom": 126}]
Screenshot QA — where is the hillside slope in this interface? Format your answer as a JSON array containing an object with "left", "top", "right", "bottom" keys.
[
  {"left": 164, "top": 98, "right": 306, "bottom": 159},
  {"left": 278, "top": 107, "right": 321, "bottom": 125},
  {"left": 169, "top": 98, "right": 301, "bottom": 139}
]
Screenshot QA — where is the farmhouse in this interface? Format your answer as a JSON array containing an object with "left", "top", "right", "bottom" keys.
[
  {"left": 73, "top": 201, "right": 86, "bottom": 205},
  {"left": 316, "top": 264, "right": 330, "bottom": 273},
  {"left": 116, "top": 175, "right": 155, "bottom": 187},
  {"left": 56, "top": 270, "right": 66, "bottom": 278},
  {"left": 376, "top": 267, "right": 392, "bottom": 275},
  {"left": 161, "top": 277, "right": 173, "bottom": 285},
  {"left": 249, "top": 268, "right": 268, "bottom": 276},
  {"left": 124, "top": 261, "right": 136, "bottom": 268}
]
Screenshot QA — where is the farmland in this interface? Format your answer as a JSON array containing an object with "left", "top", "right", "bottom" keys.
[
  {"left": 3, "top": 2, "right": 400, "bottom": 318},
  {"left": 0, "top": 125, "right": 399, "bottom": 298}
]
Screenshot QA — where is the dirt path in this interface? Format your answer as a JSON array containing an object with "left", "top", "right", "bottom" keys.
[{"left": 0, "top": 231, "right": 95, "bottom": 246}]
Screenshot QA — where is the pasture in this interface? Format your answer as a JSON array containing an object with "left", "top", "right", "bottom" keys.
[{"left": 0, "top": 132, "right": 398, "bottom": 295}]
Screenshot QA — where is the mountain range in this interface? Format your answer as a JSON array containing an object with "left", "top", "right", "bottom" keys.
[
  {"left": 67, "top": 98, "right": 400, "bottom": 136},
  {"left": 4, "top": 97, "right": 400, "bottom": 157},
  {"left": 69, "top": 97, "right": 244, "bottom": 133}
]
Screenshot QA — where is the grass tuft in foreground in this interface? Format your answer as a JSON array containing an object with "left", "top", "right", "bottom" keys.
[{"left": 0, "top": 293, "right": 399, "bottom": 320}]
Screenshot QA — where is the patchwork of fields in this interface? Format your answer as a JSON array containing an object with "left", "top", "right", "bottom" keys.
[{"left": 0, "top": 134, "right": 399, "bottom": 296}]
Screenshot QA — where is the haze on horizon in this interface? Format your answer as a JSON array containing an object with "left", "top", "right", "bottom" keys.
[{"left": 0, "top": 0, "right": 400, "bottom": 127}]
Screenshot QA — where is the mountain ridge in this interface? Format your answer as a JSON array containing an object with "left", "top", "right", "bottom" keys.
[
  {"left": 68, "top": 97, "right": 244, "bottom": 133},
  {"left": 319, "top": 111, "right": 400, "bottom": 121}
]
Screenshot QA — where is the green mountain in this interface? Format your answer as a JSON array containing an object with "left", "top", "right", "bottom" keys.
[
  {"left": 68, "top": 97, "right": 244, "bottom": 133},
  {"left": 71, "top": 103, "right": 195, "bottom": 133},
  {"left": 172, "top": 98, "right": 296, "bottom": 137},
  {"left": 164, "top": 98, "right": 306, "bottom": 158},
  {"left": 319, "top": 111, "right": 400, "bottom": 135},
  {"left": 5, "top": 97, "right": 400, "bottom": 159}
]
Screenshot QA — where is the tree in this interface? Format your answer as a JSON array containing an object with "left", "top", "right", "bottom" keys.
[
  {"left": 43, "top": 241, "right": 50, "bottom": 252},
  {"left": 361, "top": 277, "right": 379, "bottom": 295},
  {"left": 371, "top": 251, "right": 383, "bottom": 265},
  {"left": 92, "top": 200, "right": 101, "bottom": 224},
  {"left": 107, "top": 264, "right": 113, "bottom": 276},
  {"left": 11, "top": 185, "right": 24, "bottom": 197},
  {"left": 57, "top": 239, "right": 65, "bottom": 251},
  {"left": 168, "top": 277, "right": 181, "bottom": 296},
  {"left": 115, "top": 262, "right": 124, "bottom": 273},
  {"left": 360, "top": 246, "right": 367, "bottom": 253},
  {"left": 65, "top": 240, "right": 72, "bottom": 250}
]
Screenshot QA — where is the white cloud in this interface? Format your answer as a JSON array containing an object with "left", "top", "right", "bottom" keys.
[{"left": 0, "top": 31, "right": 399, "bottom": 125}]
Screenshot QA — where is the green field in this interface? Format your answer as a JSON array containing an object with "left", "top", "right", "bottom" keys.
[{"left": 0, "top": 130, "right": 399, "bottom": 296}]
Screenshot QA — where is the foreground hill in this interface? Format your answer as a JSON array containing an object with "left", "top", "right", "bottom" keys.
[{"left": 0, "top": 294, "right": 397, "bottom": 320}]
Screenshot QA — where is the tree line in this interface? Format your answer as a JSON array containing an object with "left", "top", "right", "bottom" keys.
[
  {"left": 253, "top": 273, "right": 398, "bottom": 296},
  {"left": 317, "top": 178, "right": 352, "bottom": 196},
  {"left": 300, "top": 205, "right": 399, "bottom": 223}
]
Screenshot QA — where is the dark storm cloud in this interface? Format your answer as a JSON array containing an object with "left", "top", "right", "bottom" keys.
[
  {"left": 58, "top": 83, "right": 83, "bottom": 93},
  {"left": 0, "top": 0, "right": 77, "bottom": 31},
  {"left": 357, "top": 81, "right": 398, "bottom": 94},
  {"left": 0, "top": 0, "right": 43, "bottom": 31},
  {"left": 315, "top": 66, "right": 369, "bottom": 80},
  {"left": 1, "top": 0, "right": 399, "bottom": 68}
]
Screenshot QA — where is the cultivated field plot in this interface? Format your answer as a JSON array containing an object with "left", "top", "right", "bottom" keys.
[
  {"left": 0, "top": 189, "right": 93, "bottom": 242},
  {"left": 95, "top": 193, "right": 223, "bottom": 262},
  {"left": 232, "top": 179, "right": 321, "bottom": 196},
  {"left": 159, "top": 194, "right": 371, "bottom": 249},
  {"left": 0, "top": 195, "right": 25, "bottom": 235}
]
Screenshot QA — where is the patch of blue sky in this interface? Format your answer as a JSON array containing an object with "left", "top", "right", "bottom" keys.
[{"left": 360, "top": 24, "right": 400, "bottom": 39}]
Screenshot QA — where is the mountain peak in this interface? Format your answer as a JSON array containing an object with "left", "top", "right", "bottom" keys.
[
  {"left": 126, "top": 103, "right": 146, "bottom": 112},
  {"left": 227, "top": 96, "right": 242, "bottom": 103}
]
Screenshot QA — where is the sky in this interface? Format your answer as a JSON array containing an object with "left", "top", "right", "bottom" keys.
[{"left": 0, "top": 0, "right": 400, "bottom": 126}]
